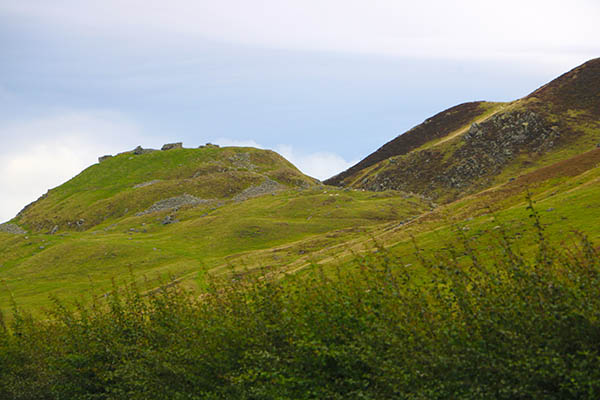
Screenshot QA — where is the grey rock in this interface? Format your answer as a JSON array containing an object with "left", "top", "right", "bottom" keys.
[
  {"left": 133, "top": 146, "right": 158, "bottom": 155},
  {"left": 360, "top": 110, "right": 560, "bottom": 200},
  {"left": 0, "top": 223, "right": 27, "bottom": 235},
  {"left": 161, "top": 215, "right": 177, "bottom": 225},
  {"left": 233, "top": 178, "right": 283, "bottom": 202},
  {"left": 161, "top": 142, "right": 183, "bottom": 151},
  {"left": 133, "top": 180, "right": 161, "bottom": 189},
  {"left": 228, "top": 152, "right": 257, "bottom": 170},
  {"left": 136, "top": 194, "right": 211, "bottom": 216},
  {"left": 98, "top": 155, "right": 112, "bottom": 163}
]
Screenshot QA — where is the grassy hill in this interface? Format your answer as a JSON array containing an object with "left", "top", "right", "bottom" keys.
[
  {"left": 325, "top": 58, "right": 600, "bottom": 203},
  {"left": 0, "top": 146, "right": 430, "bottom": 311},
  {"left": 1, "top": 59, "right": 599, "bottom": 314},
  {"left": 1, "top": 59, "right": 600, "bottom": 399},
  {"left": 14, "top": 145, "right": 318, "bottom": 233}
]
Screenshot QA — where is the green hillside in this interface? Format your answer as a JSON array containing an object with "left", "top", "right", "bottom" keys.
[
  {"left": 2, "top": 59, "right": 600, "bottom": 313},
  {"left": 14, "top": 145, "right": 317, "bottom": 233},
  {"left": 1, "top": 58, "right": 600, "bottom": 399},
  {"left": 325, "top": 58, "right": 600, "bottom": 203},
  {"left": 2, "top": 59, "right": 600, "bottom": 315},
  {"left": 0, "top": 146, "right": 430, "bottom": 311}
]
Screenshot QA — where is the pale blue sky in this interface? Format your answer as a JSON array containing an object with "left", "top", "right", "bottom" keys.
[{"left": 1, "top": 0, "right": 599, "bottom": 222}]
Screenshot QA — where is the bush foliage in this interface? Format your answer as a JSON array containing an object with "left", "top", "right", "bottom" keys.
[{"left": 1, "top": 212, "right": 600, "bottom": 399}]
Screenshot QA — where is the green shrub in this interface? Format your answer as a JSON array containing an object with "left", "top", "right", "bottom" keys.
[{"left": 1, "top": 208, "right": 600, "bottom": 399}]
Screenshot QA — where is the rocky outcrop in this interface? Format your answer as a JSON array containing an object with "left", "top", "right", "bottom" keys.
[
  {"left": 359, "top": 111, "right": 560, "bottom": 198},
  {"left": 199, "top": 143, "right": 220, "bottom": 149},
  {"left": 228, "top": 152, "right": 257, "bottom": 171},
  {"left": 442, "top": 111, "right": 560, "bottom": 188},
  {"left": 100, "top": 146, "right": 157, "bottom": 162},
  {"left": 162, "top": 142, "right": 183, "bottom": 151},
  {"left": 133, "top": 180, "right": 162, "bottom": 189},
  {"left": 136, "top": 194, "right": 210, "bottom": 216},
  {"left": 0, "top": 223, "right": 27, "bottom": 235},
  {"left": 233, "top": 178, "right": 283, "bottom": 202},
  {"left": 325, "top": 101, "right": 488, "bottom": 186},
  {"left": 133, "top": 146, "right": 158, "bottom": 155},
  {"left": 161, "top": 215, "right": 178, "bottom": 225}
]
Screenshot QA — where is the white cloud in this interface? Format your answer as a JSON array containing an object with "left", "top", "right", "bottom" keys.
[
  {"left": 0, "top": 111, "right": 144, "bottom": 222},
  {"left": 214, "top": 138, "right": 355, "bottom": 181},
  {"left": 213, "top": 138, "right": 263, "bottom": 149},
  {"left": 275, "top": 145, "right": 356, "bottom": 181},
  {"left": 2, "top": 0, "right": 598, "bottom": 68}
]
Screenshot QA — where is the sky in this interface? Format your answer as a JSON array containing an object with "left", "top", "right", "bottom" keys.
[{"left": 1, "top": 0, "right": 599, "bottom": 222}]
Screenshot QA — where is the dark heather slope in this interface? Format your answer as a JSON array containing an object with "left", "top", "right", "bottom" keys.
[
  {"left": 325, "top": 58, "right": 600, "bottom": 200},
  {"left": 324, "top": 101, "right": 488, "bottom": 186},
  {"left": 526, "top": 57, "right": 600, "bottom": 118}
]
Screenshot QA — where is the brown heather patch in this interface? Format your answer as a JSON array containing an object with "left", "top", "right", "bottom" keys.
[
  {"left": 480, "top": 147, "right": 600, "bottom": 201},
  {"left": 526, "top": 57, "right": 600, "bottom": 119},
  {"left": 324, "top": 101, "right": 490, "bottom": 186},
  {"left": 441, "top": 147, "right": 600, "bottom": 219},
  {"left": 327, "top": 58, "right": 600, "bottom": 209}
]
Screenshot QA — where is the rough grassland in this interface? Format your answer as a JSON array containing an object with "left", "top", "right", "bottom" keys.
[
  {"left": 0, "top": 147, "right": 430, "bottom": 311},
  {"left": 2, "top": 202, "right": 600, "bottom": 399},
  {"left": 329, "top": 58, "right": 600, "bottom": 202},
  {"left": 3, "top": 143, "right": 600, "bottom": 313}
]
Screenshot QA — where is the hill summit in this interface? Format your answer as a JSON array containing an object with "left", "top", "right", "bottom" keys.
[
  {"left": 325, "top": 58, "right": 600, "bottom": 202},
  {"left": 0, "top": 143, "right": 430, "bottom": 311},
  {"left": 1, "top": 58, "right": 599, "bottom": 314},
  {"left": 15, "top": 144, "right": 318, "bottom": 233}
]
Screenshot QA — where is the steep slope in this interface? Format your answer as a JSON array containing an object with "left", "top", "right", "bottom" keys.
[
  {"left": 326, "top": 58, "right": 600, "bottom": 202},
  {"left": 324, "top": 101, "right": 501, "bottom": 186},
  {"left": 526, "top": 57, "right": 600, "bottom": 118}
]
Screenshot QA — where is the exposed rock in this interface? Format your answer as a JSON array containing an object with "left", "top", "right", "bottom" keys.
[
  {"left": 228, "top": 152, "right": 257, "bottom": 171},
  {"left": 132, "top": 146, "right": 158, "bottom": 155},
  {"left": 136, "top": 194, "right": 210, "bottom": 216},
  {"left": 192, "top": 163, "right": 230, "bottom": 177},
  {"left": 98, "top": 155, "right": 113, "bottom": 163},
  {"left": 161, "top": 142, "right": 183, "bottom": 151},
  {"left": 49, "top": 225, "right": 59, "bottom": 235},
  {"left": 360, "top": 110, "right": 560, "bottom": 198},
  {"left": 445, "top": 110, "right": 559, "bottom": 188},
  {"left": 161, "top": 215, "right": 178, "bottom": 225},
  {"left": 0, "top": 223, "right": 27, "bottom": 235},
  {"left": 233, "top": 178, "right": 283, "bottom": 202},
  {"left": 199, "top": 143, "right": 220, "bottom": 149},
  {"left": 325, "top": 101, "right": 488, "bottom": 186},
  {"left": 133, "top": 180, "right": 162, "bottom": 189}
]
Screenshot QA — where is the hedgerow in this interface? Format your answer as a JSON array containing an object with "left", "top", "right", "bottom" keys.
[{"left": 1, "top": 207, "right": 599, "bottom": 399}]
